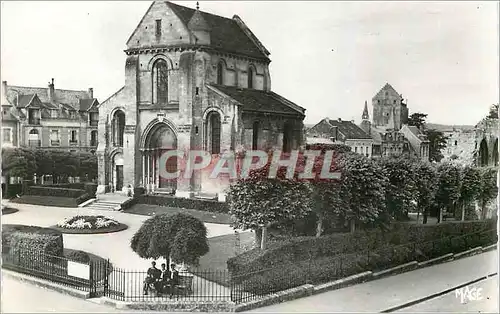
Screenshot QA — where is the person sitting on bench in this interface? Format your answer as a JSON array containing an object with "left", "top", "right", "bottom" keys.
[
  {"left": 143, "top": 261, "right": 161, "bottom": 295},
  {"left": 158, "top": 263, "right": 171, "bottom": 293},
  {"left": 168, "top": 263, "right": 180, "bottom": 295}
]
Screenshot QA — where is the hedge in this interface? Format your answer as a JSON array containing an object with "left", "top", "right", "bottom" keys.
[
  {"left": 136, "top": 195, "right": 229, "bottom": 213},
  {"left": 229, "top": 221, "right": 497, "bottom": 295},
  {"left": 45, "top": 183, "right": 86, "bottom": 190},
  {"left": 228, "top": 219, "right": 497, "bottom": 275},
  {"left": 2, "top": 224, "right": 64, "bottom": 258},
  {"left": 26, "top": 186, "right": 86, "bottom": 198},
  {"left": 10, "top": 195, "right": 87, "bottom": 208},
  {"left": 1, "top": 183, "right": 23, "bottom": 199},
  {"left": 65, "top": 250, "right": 90, "bottom": 264}
]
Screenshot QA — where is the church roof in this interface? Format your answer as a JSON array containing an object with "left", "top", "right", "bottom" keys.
[
  {"left": 210, "top": 84, "right": 305, "bottom": 116},
  {"left": 327, "top": 119, "right": 372, "bottom": 140},
  {"left": 187, "top": 9, "right": 211, "bottom": 31},
  {"left": 166, "top": 1, "right": 269, "bottom": 60}
]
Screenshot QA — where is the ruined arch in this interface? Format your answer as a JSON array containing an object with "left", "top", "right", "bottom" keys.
[{"left": 479, "top": 138, "right": 489, "bottom": 167}]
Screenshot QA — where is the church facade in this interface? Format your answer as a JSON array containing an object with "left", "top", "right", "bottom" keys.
[{"left": 96, "top": 1, "right": 306, "bottom": 199}]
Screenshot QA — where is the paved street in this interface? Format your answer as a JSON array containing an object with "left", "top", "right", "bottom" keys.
[
  {"left": 1, "top": 275, "right": 129, "bottom": 313},
  {"left": 245, "top": 249, "right": 498, "bottom": 313},
  {"left": 396, "top": 275, "right": 498, "bottom": 313}
]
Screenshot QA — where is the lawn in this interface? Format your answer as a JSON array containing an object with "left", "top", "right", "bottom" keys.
[
  {"left": 124, "top": 203, "right": 234, "bottom": 224},
  {"left": 194, "top": 231, "right": 255, "bottom": 286}
]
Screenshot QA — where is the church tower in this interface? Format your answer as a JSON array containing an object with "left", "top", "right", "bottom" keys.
[{"left": 360, "top": 100, "right": 371, "bottom": 135}]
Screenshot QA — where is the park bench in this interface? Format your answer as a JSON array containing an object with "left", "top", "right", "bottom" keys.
[{"left": 442, "top": 211, "right": 455, "bottom": 221}]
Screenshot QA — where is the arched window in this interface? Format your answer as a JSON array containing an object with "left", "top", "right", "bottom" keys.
[
  {"left": 283, "top": 122, "right": 293, "bottom": 153},
  {"left": 217, "top": 62, "right": 224, "bottom": 85},
  {"left": 90, "top": 130, "right": 98, "bottom": 147},
  {"left": 252, "top": 121, "right": 259, "bottom": 150},
  {"left": 28, "top": 129, "right": 40, "bottom": 147},
  {"left": 247, "top": 67, "right": 254, "bottom": 89},
  {"left": 152, "top": 59, "right": 168, "bottom": 104},
  {"left": 112, "top": 110, "right": 125, "bottom": 147},
  {"left": 454, "top": 140, "right": 458, "bottom": 146},
  {"left": 205, "top": 112, "right": 221, "bottom": 154}
]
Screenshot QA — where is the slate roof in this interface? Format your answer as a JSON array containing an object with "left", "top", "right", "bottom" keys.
[
  {"left": 79, "top": 99, "right": 98, "bottom": 112},
  {"left": 16, "top": 94, "right": 36, "bottom": 108},
  {"left": 166, "top": 1, "right": 269, "bottom": 60},
  {"left": 327, "top": 119, "right": 372, "bottom": 140},
  {"left": 6, "top": 85, "right": 92, "bottom": 111},
  {"left": 210, "top": 84, "right": 305, "bottom": 116}
]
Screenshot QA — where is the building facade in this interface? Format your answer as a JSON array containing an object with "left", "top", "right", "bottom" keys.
[
  {"left": 1, "top": 79, "right": 99, "bottom": 152},
  {"left": 97, "top": 1, "right": 306, "bottom": 198},
  {"left": 307, "top": 118, "right": 373, "bottom": 157}
]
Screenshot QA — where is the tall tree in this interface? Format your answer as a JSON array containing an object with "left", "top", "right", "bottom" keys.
[
  {"left": 413, "top": 161, "right": 438, "bottom": 224},
  {"left": 459, "top": 166, "right": 481, "bottom": 221},
  {"left": 425, "top": 129, "right": 449, "bottom": 163},
  {"left": 434, "top": 163, "right": 463, "bottom": 223},
  {"left": 487, "top": 104, "right": 499, "bottom": 119},
  {"left": 407, "top": 112, "right": 428, "bottom": 130}
]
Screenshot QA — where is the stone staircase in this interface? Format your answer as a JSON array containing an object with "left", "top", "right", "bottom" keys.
[{"left": 82, "top": 193, "right": 131, "bottom": 211}]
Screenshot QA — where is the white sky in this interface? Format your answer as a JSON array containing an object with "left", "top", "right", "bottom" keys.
[{"left": 1, "top": 1, "right": 498, "bottom": 126}]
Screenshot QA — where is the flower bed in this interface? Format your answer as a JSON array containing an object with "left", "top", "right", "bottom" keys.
[
  {"left": 51, "top": 215, "right": 128, "bottom": 234},
  {"left": 1, "top": 205, "right": 18, "bottom": 215}
]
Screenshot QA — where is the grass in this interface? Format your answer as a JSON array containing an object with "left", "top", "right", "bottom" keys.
[
  {"left": 10, "top": 195, "right": 80, "bottom": 208},
  {"left": 195, "top": 231, "right": 255, "bottom": 286},
  {"left": 124, "top": 203, "right": 234, "bottom": 224},
  {"left": 1, "top": 206, "right": 19, "bottom": 215}
]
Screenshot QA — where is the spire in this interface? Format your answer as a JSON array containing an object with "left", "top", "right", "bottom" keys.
[{"left": 362, "top": 100, "right": 369, "bottom": 120}]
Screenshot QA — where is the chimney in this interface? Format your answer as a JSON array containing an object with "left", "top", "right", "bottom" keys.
[
  {"left": 88, "top": 88, "right": 93, "bottom": 99},
  {"left": 48, "top": 78, "right": 55, "bottom": 102}
]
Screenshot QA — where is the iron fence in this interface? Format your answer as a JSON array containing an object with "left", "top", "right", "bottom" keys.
[{"left": 1, "top": 245, "right": 109, "bottom": 296}]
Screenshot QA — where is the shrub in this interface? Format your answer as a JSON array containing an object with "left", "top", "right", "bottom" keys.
[
  {"left": 65, "top": 250, "right": 90, "bottom": 264},
  {"left": 27, "top": 186, "right": 86, "bottom": 198},
  {"left": 136, "top": 195, "right": 229, "bottom": 213},
  {"left": 227, "top": 219, "right": 496, "bottom": 274},
  {"left": 46, "top": 183, "right": 86, "bottom": 190},
  {"left": 2, "top": 183, "right": 23, "bottom": 199},
  {"left": 84, "top": 183, "right": 98, "bottom": 198},
  {"left": 10, "top": 195, "right": 83, "bottom": 207},
  {"left": 228, "top": 219, "right": 497, "bottom": 293},
  {"left": 2, "top": 224, "right": 64, "bottom": 262}
]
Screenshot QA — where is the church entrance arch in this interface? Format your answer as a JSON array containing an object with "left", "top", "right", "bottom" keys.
[
  {"left": 109, "top": 150, "right": 124, "bottom": 192},
  {"left": 143, "top": 122, "right": 178, "bottom": 193}
]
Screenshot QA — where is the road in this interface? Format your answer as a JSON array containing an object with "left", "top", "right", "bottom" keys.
[
  {"left": 245, "top": 249, "right": 498, "bottom": 313},
  {"left": 1, "top": 275, "right": 128, "bottom": 313}
]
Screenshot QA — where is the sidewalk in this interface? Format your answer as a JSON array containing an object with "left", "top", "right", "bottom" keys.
[{"left": 245, "top": 249, "right": 498, "bottom": 312}]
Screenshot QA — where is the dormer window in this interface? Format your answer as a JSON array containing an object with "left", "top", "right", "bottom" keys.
[
  {"left": 50, "top": 110, "right": 57, "bottom": 118},
  {"left": 155, "top": 19, "right": 162, "bottom": 36}
]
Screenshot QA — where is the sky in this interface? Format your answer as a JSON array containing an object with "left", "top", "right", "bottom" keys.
[{"left": 1, "top": 1, "right": 498, "bottom": 126}]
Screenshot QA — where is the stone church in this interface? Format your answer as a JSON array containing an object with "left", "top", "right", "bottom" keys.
[{"left": 96, "top": 1, "right": 306, "bottom": 199}]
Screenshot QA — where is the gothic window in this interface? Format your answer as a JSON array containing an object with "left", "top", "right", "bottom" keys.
[
  {"left": 248, "top": 67, "right": 254, "bottom": 89},
  {"left": 252, "top": 121, "right": 259, "bottom": 150},
  {"left": 90, "top": 130, "right": 98, "bottom": 147},
  {"left": 217, "top": 61, "right": 224, "bottom": 85},
  {"left": 206, "top": 112, "right": 221, "bottom": 154},
  {"left": 152, "top": 59, "right": 168, "bottom": 104}
]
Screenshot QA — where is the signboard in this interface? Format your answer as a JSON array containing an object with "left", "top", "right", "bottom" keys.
[{"left": 67, "top": 261, "right": 90, "bottom": 280}]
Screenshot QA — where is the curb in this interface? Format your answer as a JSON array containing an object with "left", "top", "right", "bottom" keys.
[
  {"left": 98, "top": 298, "right": 236, "bottom": 312},
  {"left": 380, "top": 272, "right": 498, "bottom": 313},
  {"left": 2, "top": 269, "right": 90, "bottom": 299},
  {"left": 372, "top": 261, "right": 419, "bottom": 279}
]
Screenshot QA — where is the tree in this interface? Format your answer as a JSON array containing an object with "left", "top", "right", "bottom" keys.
[
  {"left": 434, "top": 163, "right": 463, "bottom": 223},
  {"left": 477, "top": 167, "right": 498, "bottom": 219},
  {"left": 426, "top": 129, "right": 449, "bottom": 163},
  {"left": 378, "top": 156, "right": 418, "bottom": 221},
  {"left": 487, "top": 104, "right": 499, "bottom": 119},
  {"left": 130, "top": 213, "right": 209, "bottom": 267},
  {"left": 413, "top": 161, "right": 438, "bottom": 224},
  {"left": 228, "top": 152, "right": 313, "bottom": 249},
  {"left": 458, "top": 166, "right": 481, "bottom": 221},
  {"left": 407, "top": 112, "right": 428, "bottom": 130},
  {"left": 336, "top": 152, "right": 388, "bottom": 232}
]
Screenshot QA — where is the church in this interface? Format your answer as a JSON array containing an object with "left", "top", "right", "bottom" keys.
[{"left": 96, "top": 1, "right": 306, "bottom": 199}]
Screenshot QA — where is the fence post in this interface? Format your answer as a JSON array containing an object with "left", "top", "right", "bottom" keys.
[
  {"left": 104, "top": 259, "right": 109, "bottom": 296},
  {"left": 89, "top": 262, "right": 94, "bottom": 297}
]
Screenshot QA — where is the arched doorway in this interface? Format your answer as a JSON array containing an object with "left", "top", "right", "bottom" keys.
[
  {"left": 479, "top": 138, "right": 489, "bottom": 167},
  {"left": 113, "top": 153, "right": 124, "bottom": 191},
  {"left": 494, "top": 138, "right": 498, "bottom": 166},
  {"left": 143, "top": 123, "right": 177, "bottom": 193}
]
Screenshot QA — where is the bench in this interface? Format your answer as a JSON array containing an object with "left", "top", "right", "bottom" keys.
[{"left": 442, "top": 211, "right": 455, "bottom": 221}]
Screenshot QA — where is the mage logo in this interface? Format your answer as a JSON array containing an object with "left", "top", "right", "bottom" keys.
[{"left": 455, "top": 286, "right": 483, "bottom": 304}]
